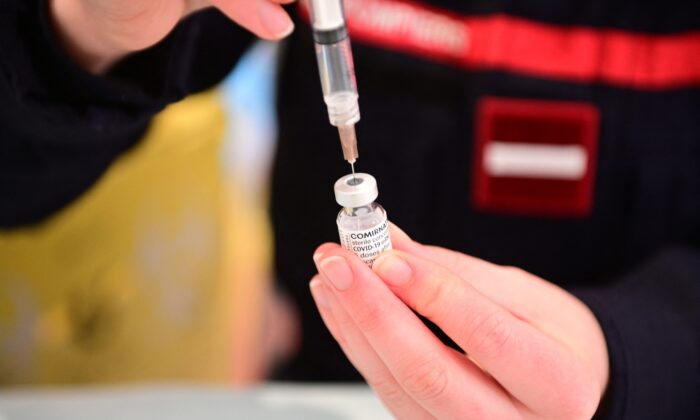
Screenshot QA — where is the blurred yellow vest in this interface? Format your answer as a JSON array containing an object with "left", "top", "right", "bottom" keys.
[{"left": 0, "top": 91, "right": 270, "bottom": 385}]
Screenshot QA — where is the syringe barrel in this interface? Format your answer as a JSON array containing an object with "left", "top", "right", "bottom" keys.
[
  {"left": 308, "top": 0, "right": 360, "bottom": 127},
  {"left": 316, "top": 39, "right": 360, "bottom": 126}
]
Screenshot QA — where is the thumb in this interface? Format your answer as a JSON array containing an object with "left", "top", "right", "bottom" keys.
[
  {"left": 211, "top": 0, "right": 295, "bottom": 40},
  {"left": 389, "top": 222, "right": 504, "bottom": 280}
]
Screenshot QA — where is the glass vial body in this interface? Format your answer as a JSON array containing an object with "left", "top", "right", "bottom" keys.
[{"left": 334, "top": 174, "right": 392, "bottom": 267}]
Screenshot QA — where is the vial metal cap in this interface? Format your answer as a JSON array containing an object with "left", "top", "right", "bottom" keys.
[{"left": 334, "top": 173, "right": 378, "bottom": 208}]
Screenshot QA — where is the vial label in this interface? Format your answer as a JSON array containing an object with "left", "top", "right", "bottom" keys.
[{"left": 337, "top": 216, "right": 392, "bottom": 267}]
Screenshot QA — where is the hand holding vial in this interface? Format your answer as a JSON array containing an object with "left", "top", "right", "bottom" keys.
[{"left": 310, "top": 224, "right": 609, "bottom": 419}]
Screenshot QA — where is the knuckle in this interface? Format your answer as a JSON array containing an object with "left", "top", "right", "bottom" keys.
[
  {"left": 440, "top": 247, "right": 465, "bottom": 271},
  {"left": 401, "top": 359, "right": 450, "bottom": 402},
  {"left": 501, "top": 265, "right": 541, "bottom": 286},
  {"left": 334, "top": 311, "right": 356, "bottom": 332},
  {"left": 331, "top": 328, "right": 349, "bottom": 349},
  {"left": 366, "top": 377, "right": 406, "bottom": 406},
  {"left": 541, "top": 364, "right": 602, "bottom": 420},
  {"left": 353, "top": 302, "right": 389, "bottom": 333},
  {"left": 446, "top": 250, "right": 478, "bottom": 277},
  {"left": 414, "top": 271, "right": 455, "bottom": 318},
  {"left": 556, "top": 380, "right": 601, "bottom": 420},
  {"left": 501, "top": 265, "right": 528, "bottom": 278},
  {"left": 465, "top": 310, "right": 513, "bottom": 356}
]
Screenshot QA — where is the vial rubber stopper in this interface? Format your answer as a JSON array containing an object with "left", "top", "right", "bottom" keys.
[{"left": 334, "top": 173, "right": 378, "bottom": 208}]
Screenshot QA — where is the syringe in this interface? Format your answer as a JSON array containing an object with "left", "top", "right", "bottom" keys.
[{"left": 307, "top": 0, "right": 360, "bottom": 172}]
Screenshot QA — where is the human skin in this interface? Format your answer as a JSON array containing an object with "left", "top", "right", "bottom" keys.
[
  {"left": 49, "top": 0, "right": 296, "bottom": 73},
  {"left": 311, "top": 224, "right": 609, "bottom": 419}
]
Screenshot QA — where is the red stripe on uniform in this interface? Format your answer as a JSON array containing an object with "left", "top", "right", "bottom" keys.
[
  {"left": 300, "top": 0, "right": 700, "bottom": 89},
  {"left": 467, "top": 15, "right": 700, "bottom": 89}
]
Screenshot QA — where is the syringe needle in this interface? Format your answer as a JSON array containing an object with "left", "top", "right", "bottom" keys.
[{"left": 351, "top": 161, "right": 356, "bottom": 179}]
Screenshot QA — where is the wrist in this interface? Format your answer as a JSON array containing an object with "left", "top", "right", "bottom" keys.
[{"left": 48, "top": 0, "right": 131, "bottom": 73}]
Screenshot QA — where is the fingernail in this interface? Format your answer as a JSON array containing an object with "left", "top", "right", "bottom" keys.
[
  {"left": 258, "top": 2, "right": 295, "bottom": 38},
  {"left": 319, "top": 256, "right": 353, "bottom": 291},
  {"left": 313, "top": 252, "right": 324, "bottom": 266},
  {"left": 309, "top": 278, "right": 329, "bottom": 309},
  {"left": 373, "top": 253, "right": 412, "bottom": 286}
]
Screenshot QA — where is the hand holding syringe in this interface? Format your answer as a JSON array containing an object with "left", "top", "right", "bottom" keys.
[{"left": 307, "top": 0, "right": 360, "bottom": 173}]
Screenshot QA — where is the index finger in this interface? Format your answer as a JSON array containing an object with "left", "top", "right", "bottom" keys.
[
  {"left": 389, "top": 223, "right": 609, "bottom": 389},
  {"left": 313, "top": 244, "right": 519, "bottom": 419},
  {"left": 372, "top": 250, "right": 601, "bottom": 418}
]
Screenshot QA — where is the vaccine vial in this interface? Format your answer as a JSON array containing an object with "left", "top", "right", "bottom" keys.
[{"left": 334, "top": 173, "right": 392, "bottom": 266}]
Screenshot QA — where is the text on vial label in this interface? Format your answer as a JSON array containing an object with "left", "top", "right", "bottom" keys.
[{"left": 338, "top": 217, "right": 392, "bottom": 267}]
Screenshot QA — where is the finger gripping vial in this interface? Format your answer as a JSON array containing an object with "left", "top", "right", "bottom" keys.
[{"left": 334, "top": 173, "right": 392, "bottom": 266}]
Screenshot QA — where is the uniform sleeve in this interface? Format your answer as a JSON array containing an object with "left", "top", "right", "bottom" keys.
[
  {"left": 574, "top": 247, "right": 700, "bottom": 419},
  {"left": 0, "top": 1, "right": 254, "bottom": 227}
]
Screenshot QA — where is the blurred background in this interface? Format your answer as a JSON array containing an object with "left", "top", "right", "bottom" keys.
[{"left": 0, "top": 41, "right": 289, "bottom": 386}]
